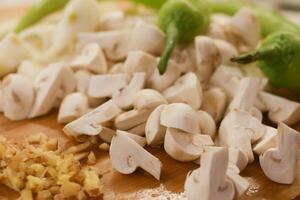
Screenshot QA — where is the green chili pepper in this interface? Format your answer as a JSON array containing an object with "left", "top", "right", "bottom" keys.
[
  {"left": 133, "top": 0, "right": 166, "bottom": 10},
  {"left": 15, "top": 0, "right": 70, "bottom": 33},
  {"left": 157, "top": 0, "right": 210, "bottom": 74},
  {"left": 232, "top": 32, "right": 300, "bottom": 94}
]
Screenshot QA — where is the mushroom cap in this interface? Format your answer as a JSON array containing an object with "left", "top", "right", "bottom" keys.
[
  {"left": 160, "top": 103, "right": 200, "bottom": 134},
  {"left": 163, "top": 72, "right": 203, "bottom": 110},
  {"left": 115, "top": 109, "right": 152, "bottom": 131},
  {"left": 133, "top": 89, "right": 167, "bottom": 111},
  {"left": 128, "top": 123, "right": 146, "bottom": 136},
  {"left": 260, "top": 123, "right": 300, "bottom": 184},
  {"left": 197, "top": 110, "right": 216, "bottom": 139},
  {"left": 99, "top": 10, "right": 125, "bottom": 31},
  {"left": 110, "top": 131, "right": 162, "bottom": 180}
]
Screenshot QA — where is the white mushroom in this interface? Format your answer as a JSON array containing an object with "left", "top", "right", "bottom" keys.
[
  {"left": 260, "top": 123, "right": 300, "bottom": 184},
  {"left": 88, "top": 73, "right": 128, "bottom": 98},
  {"left": 0, "top": 33, "right": 32, "bottom": 77},
  {"left": 58, "top": 92, "right": 90, "bottom": 124},
  {"left": 214, "top": 39, "right": 238, "bottom": 65},
  {"left": 259, "top": 92, "right": 300, "bottom": 125},
  {"left": 132, "top": 89, "right": 167, "bottom": 110},
  {"left": 226, "top": 163, "right": 250, "bottom": 197},
  {"left": 17, "top": 60, "right": 42, "bottom": 80},
  {"left": 197, "top": 111, "right": 216, "bottom": 139},
  {"left": 114, "top": 109, "right": 152, "bottom": 131},
  {"left": 108, "top": 62, "right": 125, "bottom": 74},
  {"left": 128, "top": 123, "right": 146, "bottom": 136},
  {"left": 29, "top": 63, "right": 76, "bottom": 118},
  {"left": 210, "top": 65, "right": 243, "bottom": 99},
  {"left": 123, "top": 51, "right": 157, "bottom": 79},
  {"left": 112, "top": 73, "right": 146, "bottom": 109},
  {"left": 78, "top": 30, "right": 131, "bottom": 61},
  {"left": 253, "top": 126, "right": 277, "bottom": 155},
  {"left": 160, "top": 103, "right": 200, "bottom": 134},
  {"left": 99, "top": 10, "right": 125, "bottom": 31},
  {"left": 201, "top": 87, "right": 227, "bottom": 123},
  {"left": 164, "top": 128, "right": 213, "bottom": 162},
  {"left": 116, "top": 130, "right": 146, "bottom": 147},
  {"left": 63, "top": 100, "right": 122, "bottom": 138},
  {"left": 145, "top": 105, "right": 167, "bottom": 146},
  {"left": 70, "top": 43, "right": 107, "bottom": 74},
  {"left": 130, "top": 20, "right": 165, "bottom": 56},
  {"left": 99, "top": 127, "right": 116, "bottom": 143},
  {"left": 2, "top": 74, "right": 34, "bottom": 120},
  {"left": 171, "top": 47, "right": 196, "bottom": 73},
  {"left": 163, "top": 72, "right": 203, "bottom": 110},
  {"left": 184, "top": 147, "right": 235, "bottom": 200},
  {"left": 110, "top": 131, "right": 162, "bottom": 180},
  {"left": 228, "top": 148, "right": 248, "bottom": 172},
  {"left": 219, "top": 109, "right": 266, "bottom": 162},
  {"left": 147, "top": 59, "right": 181, "bottom": 92},
  {"left": 74, "top": 70, "right": 92, "bottom": 94}
]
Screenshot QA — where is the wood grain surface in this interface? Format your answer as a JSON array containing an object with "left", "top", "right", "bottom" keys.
[{"left": 1, "top": 3, "right": 300, "bottom": 200}]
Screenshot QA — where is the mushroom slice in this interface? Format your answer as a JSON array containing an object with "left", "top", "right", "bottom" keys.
[
  {"left": 253, "top": 126, "right": 277, "bottom": 155},
  {"left": 2, "top": 74, "right": 34, "bottom": 120},
  {"left": 259, "top": 92, "right": 300, "bottom": 125},
  {"left": 17, "top": 60, "right": 42, "bottom": 80},
  {"left": 260, "top": 123, "right": 300, "bottom": 184},
  {"left": 116, "top": 130, "right": 146, "bottom": 147},
  {"left": 99, "top": 10, "right": 125, "bottom": 31},
  {"left": 123, "top": 51, "right": 157, "bottom": 79},
  {"left": 29, "top": 63, "right": 76, "bottom": 118},
  {"left": 78, "top": 30, "right": 131, "bottom": 61},
  {"left": 228, "top": 148, "right": 248, "bottom": 172},
  {"left": 130, "top": 20, "right": 165, "bottom": 55},
  {"left": 58, "top": 93, "right": 90, "bottom": 124},
  {"left": 214, "top": 39, "right": 238, "bottom": 65},
  {"left": 201, "top": 87, "right": 227, "bottom": 123},
  {"left": 133, "top": 89, "right": 167, "bottom": 111},
  {"left": 164, "top": 128, "right": 213, "bottom": 162},
  {"left": 184, "top": 147, "right": 235, "bottom": 200},
  {"left": 63, "top": 100, "right": 122, "bottom": 138},
  {"left": 228, "top": 77, "right": 262, "bottom": 112},
  {"left": 70, "top": 43, "right": 107, "bottom": 74},
  {"left": 74, "top": 70, "right": 92, "bottom": 94},
  {"left": 163, "top": 72, "right": 203, "bottom": 110},
  {"left": 110, "top": 131, "right": 162, "bottom": 180},
  {"left": 160, "top": 103, "right": 200, "bottom": 134},
  {"left": 114, "top": 109, "right": 152, "bottom": 131},
  {"left": 226, "top": 164, "right": 250, "bottom": 198},
  {"left": 88, "top": 74, "right": 128, "bottom": 98},
  {"left": 99, "top": 127, "right": 116, "bottom": 143},
  {"left": 219, "top": 109, "right": 266, "bottom": 162},
  {"left": 210, "top": 65, "right": 243, "bottom": 99},
  {"left": 171, "top": 47, "right": 196, "bottom": 73},
  {"left": 147, "top": 59, "right": 181, "bottom": 92},
  {"left": 128, "top": 123, "right": 146, "bottom": 136},
  {"left": 145, "top": 105, "right": 167, "bottom": 146},
  {"left": 108, "top": 62, "right": 125, "bottom": 74},
  {"left": 249, "top": 106, "right": 263, "bottom": 122},
  {"left": 113, "top": 73, "right": 146, "bottom": 109},
  {"left": 197, "top": 111, "right": 216, "bottom": 139}
]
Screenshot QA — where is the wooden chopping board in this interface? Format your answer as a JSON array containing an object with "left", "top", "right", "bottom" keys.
[{"left": 1, "top": 4, "right": 300, "bottom": 200}]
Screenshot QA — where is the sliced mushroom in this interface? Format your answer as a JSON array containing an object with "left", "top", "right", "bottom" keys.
[
  {"left": 99, "top": 127, "right": 116, "bottom": 143},
  {"left": 228, "top": 148, "right": 248, "bottom": 172},
  {"left": 63, "top": 100, "right": 122, "bottom": 138},
  {"left": 58, "top": 92, "right": 90, "bottom": 124},
  {"left": 2, "top": 74, "right": 34, "bottom": 120},
  {"left": 219, "top": 109, "right": 266, "bottom": 162},
  {"left": 132, "top": 89, "right": 167, "bottom": 111},
  {"left": 110, "top": 131, "right": 162, "bottom": 180},
  {"left": 130, "top": 20, "right": 165, "bottom": 56},
  {"left": 214, "top": 39, "right": 238, "bottom": 65},
  {"left": 197, "top": 111, "right": 216, "bottom": 139},
  {"left": 228, "top": 77, "right": 262, "bottom": 112},
  {"left": 127, "top": 123, "right": 146, "bottom": 136},
  {"left": 145, "top": 105, "right": 167, "bottom": 146},
  {"left": 29, "top": 63, "right": 76, "bottom": 118},
  {"left": 113, "top": 73, "right": 146, "bottom": 109},
  {"left": 259, "top": 92, "right": 300, "bottom": 125},
  {"left": 210, "top": 65, "right": 243, "bottom": 99},
  {"left": 116, "top": 130, "right": 146, "bottom": 147},
  {"left": 163, "top": 72, "right": 203, "bottom": 110},
  {"left": 147, "top": 59, "right": 181, "bottom": 92},
  {"left": 184, "top": 147, "right": 235, "bottom": 200},
  {"left": 70, "top": 43, "right": 107, "bottom": 74},
  {"left": 74, "top": 70, "right": 92, "bottom": 94},
  {"left": 226, "top": 163, "right": 250, "bottom": 197},
  {"left": 160, "top": 103, "right": 200, "bottom": 134},
  {"left": 78, "top": 30, "right": 131, "bottom": 61},
  {"left": 99, "top": 10, "right": 125, "bottom": 31},
  {"left": 0, "top": 33, "right": 32, "bottom": 77},
  {"left": 123, "top": 51, "right": 157, "bottom": 79},
  {"left": 17, "top": 60, "right": 42, "bottom": 80},
  {"left": 108, "top": 62, "right": 125, "bottom": 74},
  {"left": 88, "top": 73, "right": 128, "bottom": 98},
  {"left": 201, "top": 87, "right": 227, "bottom": 123},
  {"left": 253, "top": 126, "right": 277, "bottom": 155},
  {"left": 164, "top": 128, "right": 213, "bottom": 162},
  {"left": 171, "top": 47, "right": 196, "bottom": 73},
  {"left": 114, "top": 109, "right": 152, "bottom": 131},
  {"left": 260, "top": 123, "right": 300, "bottom": 184}
]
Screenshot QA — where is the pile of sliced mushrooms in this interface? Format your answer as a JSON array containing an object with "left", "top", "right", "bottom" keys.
[{"left": 0, "top": 0, "right": 300, "bottom": 199}]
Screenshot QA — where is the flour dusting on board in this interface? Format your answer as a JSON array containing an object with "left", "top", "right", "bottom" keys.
[{"left": 136, "top": 185, "right": 187, "bottom": 200}]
